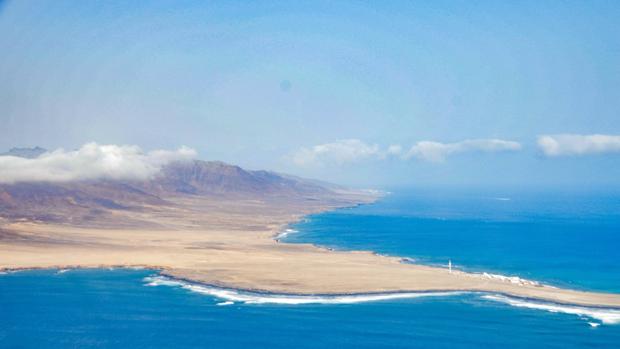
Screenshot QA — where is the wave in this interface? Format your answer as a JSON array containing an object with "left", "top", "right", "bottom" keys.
[
  {"left": 144, "top": 275, "right": 620, "bottom": 326},
  {"left": 144, "top": 275, "right": 462, "bottom": 305},
  {"left": 274, "top": 228, "right": 299, "bottom": 241},
  {"left": 482, "top": 294, "right": 620, "bottom": 325}
]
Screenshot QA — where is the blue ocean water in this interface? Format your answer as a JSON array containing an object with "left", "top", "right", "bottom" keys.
[
  {"left": 2, "top": 189, "right": 620, "bottom": 348},
  {"left": 287, "top": 188, "right": 620, "bottom": 293}
]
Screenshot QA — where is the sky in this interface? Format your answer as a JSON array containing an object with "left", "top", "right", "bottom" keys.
[{"left": 0, "top": 0, "right": 619, "bottom": 188}]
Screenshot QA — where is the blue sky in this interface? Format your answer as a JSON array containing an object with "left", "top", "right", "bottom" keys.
[{"left": 0, "top": 1, "right": 619, "bottom": 188}]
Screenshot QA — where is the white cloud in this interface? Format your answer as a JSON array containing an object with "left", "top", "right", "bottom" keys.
[
  {"left": 0, "top": 142, "right": 197, "bottom": 184},
  {"left": 537, "top": 134, "right": 620, "bottom": 156},
  {"left": 386, "top": 144, "right": 403, "bottom": 156},
  {"left": 404, "top": 139, "right": 522, "bottom": 162},
  {"left": 292, "top": 139, "right": 382, "bottom": 166},
  {"left": 292, "top": 138, "right": 521, "bottom": 166}
]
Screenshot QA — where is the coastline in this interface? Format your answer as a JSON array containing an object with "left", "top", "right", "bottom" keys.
[
  {"left": 4, "top": 266, "right": 620, "bottom": 313},
  {"left": 2, "top": 193, "right": 620, "bottom": 310},
  {"left": 5, "top": 267, "right": 620, "bottom": 328}
]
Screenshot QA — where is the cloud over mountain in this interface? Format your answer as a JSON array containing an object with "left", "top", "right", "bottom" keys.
[
  {"left": 0, "top": 143, "right": 196, "bottom": 184},
  {"left": 537, "top": 134, "right": 620, "bottom": 156}
]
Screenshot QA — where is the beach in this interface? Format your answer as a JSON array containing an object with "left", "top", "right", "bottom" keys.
[{"left": 2, "top": 193, "right": 620, "bottom": 309}]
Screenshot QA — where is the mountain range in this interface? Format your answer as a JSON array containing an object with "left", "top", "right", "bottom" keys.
[{"left": 0, "top": 147, "right": 372, "bottom": 226}]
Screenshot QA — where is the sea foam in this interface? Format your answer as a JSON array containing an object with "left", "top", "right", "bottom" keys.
[
  {"left": 144, "top": 275, "right": 462, "bottom": 305},
  {"left": 144, "top": 275, "right": 620, "bottom": 326},
  {"left": 274, "top": 228, "right": 298, "bottom": 241},
  {"left": 483, "top": 294, "right": 620, "bottom": 325}
]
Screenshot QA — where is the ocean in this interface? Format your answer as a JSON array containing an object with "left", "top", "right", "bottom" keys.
[{"left": 2, "top": 188, "right": 620, "bottom": 348}]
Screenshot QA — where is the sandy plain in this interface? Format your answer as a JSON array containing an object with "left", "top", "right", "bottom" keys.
[{"left": 2, "top": 194, "right": 620, "bottom": 308}]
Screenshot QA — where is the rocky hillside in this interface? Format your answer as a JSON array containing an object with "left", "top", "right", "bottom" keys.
[
  {"left": 149, "top": 160, "right": 330, "bottom": 197},
  {"left": 0, "top": 155, "right": 370, "bottom": 224}
]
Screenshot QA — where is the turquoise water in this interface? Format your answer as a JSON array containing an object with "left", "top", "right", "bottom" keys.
[
  {"left": 287, "top": 189, "right": 620, "bottom": 293},
  {"left": 2, "top": 189, "right": 620, "bottom": 348}
]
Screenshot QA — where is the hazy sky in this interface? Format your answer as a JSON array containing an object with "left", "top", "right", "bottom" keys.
[{"left": 1, "top": 1, "right": 619, "bottom": 188}]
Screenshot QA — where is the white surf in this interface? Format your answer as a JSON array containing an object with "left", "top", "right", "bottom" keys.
[
  {"left": 144, "top": 275, "right": 461, "bottom": 305},
  {"left": 483, "top": 294, "right": 620, "bottom": 325}
]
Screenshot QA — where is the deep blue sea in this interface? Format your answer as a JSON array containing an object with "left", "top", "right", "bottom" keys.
[{"left": 2, "top": 188, "right": 620, "bottom": 348}]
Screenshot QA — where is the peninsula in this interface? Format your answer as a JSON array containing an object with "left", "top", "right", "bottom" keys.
[{"left": 2, "top": 158, "right": 620, "bottom": 309}]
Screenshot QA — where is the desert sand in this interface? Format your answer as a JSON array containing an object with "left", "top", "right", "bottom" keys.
[{"left": 2, "top": 194, "right": 620, "bottom": 308}]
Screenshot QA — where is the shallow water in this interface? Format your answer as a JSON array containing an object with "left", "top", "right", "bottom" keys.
[{"left": 2, "top": 189, "right": 620, "bottom": 348}]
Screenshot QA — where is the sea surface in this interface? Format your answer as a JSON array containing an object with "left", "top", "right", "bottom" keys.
[{"left": 2, "top": 188, "right": 620, "bottom": 348}]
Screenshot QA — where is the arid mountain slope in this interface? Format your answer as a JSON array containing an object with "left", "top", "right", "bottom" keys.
[
  {"left": 0, "top": 159, "right": 373, "bottom": 226},
  {"left": 148, "top": 160, "right": 332, "bottom": 197}
]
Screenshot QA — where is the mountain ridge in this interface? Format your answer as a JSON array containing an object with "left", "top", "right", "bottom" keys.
[
  {"left": 0, "top": 156, "right": 373, "bottom": 225},
  {"left": 0, "top": 146, "right": 47, "bottom": 159}
]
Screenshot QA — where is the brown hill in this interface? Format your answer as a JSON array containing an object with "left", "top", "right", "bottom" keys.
[
  {"left": 148, "top": 160, "right": 331, "bottom": 197},
  {"left": 0, "top": 160, "right": 374, "bottom": 226}
]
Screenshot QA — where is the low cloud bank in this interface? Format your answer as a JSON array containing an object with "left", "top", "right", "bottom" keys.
[
  {"left": 537, "top": 134, "right": 620, "bottom": 156},
  {"left": 0, "top": 143, "right": 196, "bottom": 184},
  {"left": 404, "top": 139, "right": 522, "bottom": 162},
  {"left": 292, "top": 138, "right": 521, "bottom": 166},
  {"left": 292, "top": 139, "right": 382, "bottom": 166}
]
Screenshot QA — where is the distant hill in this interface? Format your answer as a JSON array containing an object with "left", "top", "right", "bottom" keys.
[
  {"left": 0, "top": 147, "right": 47, "bottom": 159},
  {"left": 148, "top": 160, "right": 331, "bottom": 197},
  {"left": 0, "top": 159, "right": 374, "bottom": 224}
]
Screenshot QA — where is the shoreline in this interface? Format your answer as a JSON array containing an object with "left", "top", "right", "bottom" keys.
[
  {"left": 4, "top": 257, "right": 620, "bottom": 312},
  {"left": 145, "top": 272, "right": 620, "bottom": 311},
  {"left": 2, "top": 193, "right": 620, "bottom": 310},
  {"left": 4, "top": 266, "right": 620, "bottom": 315}
]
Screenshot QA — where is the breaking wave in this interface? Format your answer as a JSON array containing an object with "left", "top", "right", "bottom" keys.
[
  {"left": 483, "top": 294, "right": 620, "bottom": 325},
  {"left": 144, "top": 275, "right": 620, "bottom": 326},
  {"left": 274, "top": 228, "right": 299, "bottom": 241},
  {"left": 143, "top": 275, "right": 462, "bottom": 305}
]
